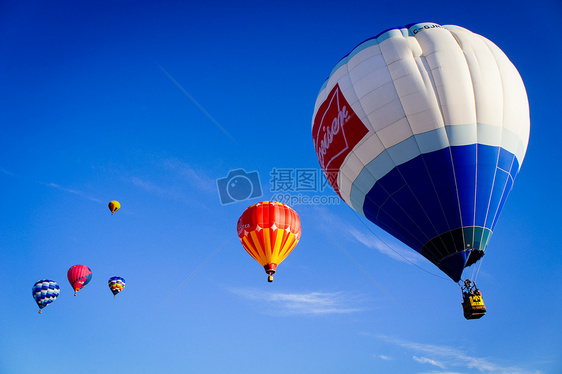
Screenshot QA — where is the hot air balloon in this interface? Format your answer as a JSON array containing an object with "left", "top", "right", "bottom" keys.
[
  {"left": 108, "top": 200, "right": 120, "bottom": 215},
  {"left": 108, "top": 276, "right": 125, "bottom": 298},
  {"left": 32, "top": 280, "right": 60, "bottom": 313},
  {"left": 67, "top": 264, "right": 92, "bottom": 296},
  {"left": 237, "top": 201, "right": 301, "bottom": 282},
  {"left": 312, "top": 23, "right": 529, "bottom": 316}
]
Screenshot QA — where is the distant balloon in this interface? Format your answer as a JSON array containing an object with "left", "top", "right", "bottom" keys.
[
  {"left": 32, "top": 279, "right": 60, "bottom": 314},
  {"left": 108, "top": 276, "right": 125, "bottom": 298},
  {"left": 108, "top": 200, "right": 120, "bottom": 215},
  {"left": 237, "top": 201, "right": 301, "bottom": 282},
  {"left": 67, "top": 265, "right": 92, "bottom": 296},
  {"left": 312, "top": 23, "right": 529, "bottom": 282}
]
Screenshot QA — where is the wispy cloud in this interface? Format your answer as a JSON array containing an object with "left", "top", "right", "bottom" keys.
[
  {"left": 413, "top": 355, "right": 446, "bottom": 369},
  {"left": 379, "top": 355, "right": 393, "bottom": 360},
  {"left": 128, "top": 177, "right": 176, "bottom": 197},
  {"left": 1, "top": 167, "right": 14, "bottom": 176},
  {"left": 126, "top": 157, "right": 217, "bottom": 203},
  {"left": 313, "top": 205, "right": 421, "bottom": 265},
  {"left": 348, "top": 227, "right": 421, "bottom": 264},
  {"left": 1, "top": 168, "right": 104, "bottom": 203},
  {"left": 229, "top": 288, "right": 366, "bottom": 316},
  {"left": 373, "top": 334, "right": 542, "bottom": 374},
  {"left": 160, "top": 157, "right": 216, "bottom": 192},
  {"left": 43, "top": 182, "right": 102, "bottom": 203}
]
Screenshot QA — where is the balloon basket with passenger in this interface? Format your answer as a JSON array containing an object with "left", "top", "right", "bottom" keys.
[
  {"left": 461, "top": 279, "right": 486, "bottom": 320},
  {"left": 264, "top": 263, "right": 277, "bottom": 282}
]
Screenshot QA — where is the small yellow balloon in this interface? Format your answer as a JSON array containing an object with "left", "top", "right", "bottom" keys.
[{"left": 108, "top": 200, "right": 120, "bottom": 215}]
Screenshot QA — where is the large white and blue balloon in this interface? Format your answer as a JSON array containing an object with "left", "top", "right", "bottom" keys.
[{"left": 312, "top": 23, "right": 529, "bottom": 282}]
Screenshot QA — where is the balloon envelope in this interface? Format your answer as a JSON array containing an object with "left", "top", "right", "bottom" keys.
[
  {"left": 108, "top": 276, "right": 125, "bottom": 297},
  {"left": 108, "top": 200, "right": 120, "bottom": 214},
  {"left": 312, "top": 23, "right": 529, "bottom": 282},
  {"left": 237, "top": 201, "right": 301, "bottom": 281},
  {"left": 67, "top": 264, "right": 92, "bottom": 294},
  {"left": 32, "top": 279, "right": 60, "bottom": 312}
]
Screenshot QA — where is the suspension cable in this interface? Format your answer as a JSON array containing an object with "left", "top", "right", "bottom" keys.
[
  {"left": 327, "top": 234, "right": 403, "bottom": 310},
  {"left": 353, "top": 212, "right": 449, "bottom": 281},
  {"left": 155, "top": 235, "right": 232, "bottom": 312}
]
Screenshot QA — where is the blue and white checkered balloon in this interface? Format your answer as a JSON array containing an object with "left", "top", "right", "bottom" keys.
[{"left": 32, "top": 279, "right": 60, "bottom": 313}]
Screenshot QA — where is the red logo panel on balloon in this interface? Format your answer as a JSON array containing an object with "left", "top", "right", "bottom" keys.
[{"left": 312, "top": 84, "right": 368, "bottom": 196}]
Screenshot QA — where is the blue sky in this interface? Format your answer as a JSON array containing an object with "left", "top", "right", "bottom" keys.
[{"left": 1, "top": 1, "right": 561, "bottom": 373}]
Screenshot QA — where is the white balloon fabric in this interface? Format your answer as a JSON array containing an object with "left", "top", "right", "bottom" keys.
[{"left": 312, "top": 23, "right": 529, "bottom": 282}]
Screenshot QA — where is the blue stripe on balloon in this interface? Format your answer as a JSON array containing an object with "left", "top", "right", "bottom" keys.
[
  {"left": 415, "top": 127, "right": 450, "bottom": 153},
  {"left": 491, "top": 171, "right": 515, "bottom": 229},
  {"left": 446, "top": 124, "right": 477, "bottom": 146},
  {"left": 84, "top": 272, "right": 92, "bottom": 286},
  {"left": 360, "top": 144, "right": 519, "bottom": 260},
  {"left": 451, "top": 144, "right": 477, "bottom": 227},
  {"left": 387, "top": 137, "right": 421, "bottom": 166}
]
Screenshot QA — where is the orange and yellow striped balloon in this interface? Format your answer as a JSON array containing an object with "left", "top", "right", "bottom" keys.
[{"left": 237, "top": 201, "right": 301, "bottom": 282}]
